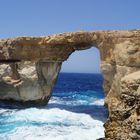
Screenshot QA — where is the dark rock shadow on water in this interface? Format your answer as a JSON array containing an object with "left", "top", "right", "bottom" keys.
[
  {"left": 0, "top": 97, "right": 50, "bottom": 109},
  {"left": 0, "top": 100, "right": 25, "bottom": 109}
]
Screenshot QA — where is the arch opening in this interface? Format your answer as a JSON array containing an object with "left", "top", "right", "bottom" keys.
[{"left": 49, "top": 47, "right": 108, "bottom": 139}]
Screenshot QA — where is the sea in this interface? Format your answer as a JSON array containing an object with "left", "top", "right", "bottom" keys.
[{"left": 0, "top": 73, "right": 108, "bottom": 140}]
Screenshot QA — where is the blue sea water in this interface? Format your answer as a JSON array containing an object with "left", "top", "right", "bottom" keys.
[{"left": 0, "top": 73, "right": 108, "bottom": 140}]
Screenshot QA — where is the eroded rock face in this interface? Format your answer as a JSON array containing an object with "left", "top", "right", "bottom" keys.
[
  {"left": 0, "top": 62, "right": 62, "bottom": 105},
  {"left": 0, "top": 30, "right": 140, "bottom": 139}
]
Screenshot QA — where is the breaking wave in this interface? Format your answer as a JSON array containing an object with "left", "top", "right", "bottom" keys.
[{"left": 0, "top": 108, "right": 104, "bottom": 140}]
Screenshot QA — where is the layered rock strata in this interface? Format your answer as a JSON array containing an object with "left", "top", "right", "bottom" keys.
[{"left": 0, "top": 30, "right": 140, "bottom": 139}]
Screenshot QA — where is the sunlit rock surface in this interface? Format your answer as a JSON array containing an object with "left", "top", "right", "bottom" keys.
[{"left": 0, "top": 30, "right": 140, "bottom": 139}]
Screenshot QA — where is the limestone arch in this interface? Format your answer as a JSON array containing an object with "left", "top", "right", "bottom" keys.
[{"left": 0, "top": 30, "right": 139, "bottom": 139}]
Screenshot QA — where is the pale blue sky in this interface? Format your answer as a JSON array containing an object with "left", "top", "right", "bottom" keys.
[{"left": 0, "top": 0, "right": 140, "bottom": 73}]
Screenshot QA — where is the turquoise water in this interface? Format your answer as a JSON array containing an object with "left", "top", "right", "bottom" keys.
[{"left": 0, "top": 73, "right": 108, "bottom": 140}]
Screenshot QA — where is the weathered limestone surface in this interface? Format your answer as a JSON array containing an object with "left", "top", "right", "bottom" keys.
[
  {"left": 0, "top": 62, "right": 61, "bottom": 105},
  {"left": 0, "top": 30, "right": 140, "bottom": 139}
]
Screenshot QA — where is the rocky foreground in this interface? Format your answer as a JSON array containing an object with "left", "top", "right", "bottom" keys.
[{"left": 0, "top": 30, "right": 140, "bottom": 139}]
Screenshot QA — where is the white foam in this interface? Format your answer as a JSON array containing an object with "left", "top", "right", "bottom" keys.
[
  {"left": 0, "top": 109, "right": 8, "bottom": 113},
  {"left": 49, "top": 97, "right": 104, "bottom": 106},
  {"left": 0, "top": 108, "right": 105, "bottom": 140},
  {"left": 91, "top": 99, "right": 104, "bottom": 106}
]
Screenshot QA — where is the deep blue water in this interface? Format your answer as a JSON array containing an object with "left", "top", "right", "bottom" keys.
[{"left": 0, "top": 73, "right": 108, "bottom": 140}]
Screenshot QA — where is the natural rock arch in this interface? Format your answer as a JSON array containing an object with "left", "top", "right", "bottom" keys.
[{"left": 0, "top": 30, "right": 140, "bottom": 139}]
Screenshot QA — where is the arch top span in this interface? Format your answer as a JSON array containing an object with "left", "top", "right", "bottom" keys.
[{"left": 0, "top": 30, "right": 140, "bottom": 63}]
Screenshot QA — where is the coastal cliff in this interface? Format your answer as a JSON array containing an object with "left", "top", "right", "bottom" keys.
[{"left": 0, "top": 30, "right": 140, "bottom": 139}]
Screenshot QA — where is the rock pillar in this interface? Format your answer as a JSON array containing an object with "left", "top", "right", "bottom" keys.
[
  {"left": 0, "top": 61, "right": 62, "bottom": 106},
  {"left": 35, "top": 61, "right": 62, "bottom": 101}
]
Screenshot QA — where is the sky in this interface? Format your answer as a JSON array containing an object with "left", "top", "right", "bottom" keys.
[{"left": 0, "top": 0, "right": 140, "bottom": 73}]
